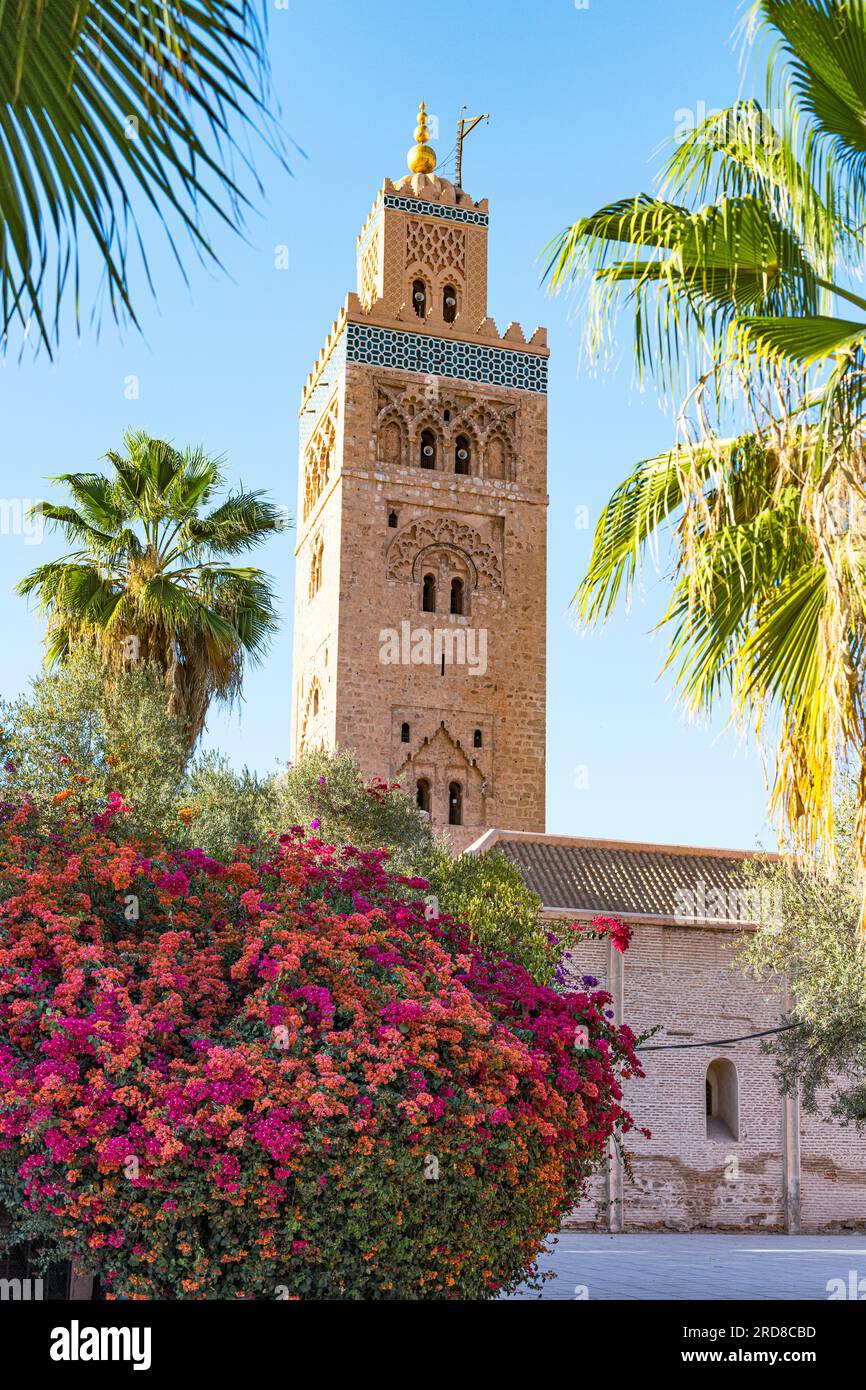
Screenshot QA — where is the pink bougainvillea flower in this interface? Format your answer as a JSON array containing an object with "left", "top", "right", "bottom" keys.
[{"left": 0, "top": 803, "right": 644, "bottom": 1301}]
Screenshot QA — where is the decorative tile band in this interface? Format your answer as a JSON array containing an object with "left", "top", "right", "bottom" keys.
[
  {"left": 357, "top": 206, "right": 381, "bottom": 257},
  {"left": 384, "top": 194, "right": 489, "bottom": 227},
  {"left": 346, "top": 322, "right": 547, "bottom": 394},
  {"left": 299, "top": 335, "right": 346, "bottom": 447}
]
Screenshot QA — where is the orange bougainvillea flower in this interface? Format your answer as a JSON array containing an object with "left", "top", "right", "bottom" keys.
[
  {"left": 52, "top": 789, "right": 74, "bottom": 804},
  {"left": 0, "top": 810, "right": 646, "bottom": 1301}
]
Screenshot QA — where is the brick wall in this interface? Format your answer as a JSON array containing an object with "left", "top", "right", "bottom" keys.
[{"left": 561, "top": 920, "right": 866, "bottom": 1232}]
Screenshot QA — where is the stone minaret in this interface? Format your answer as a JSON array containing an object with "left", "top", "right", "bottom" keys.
[{"left": 291, "top": 103, "right": 548, "bottom": 850}]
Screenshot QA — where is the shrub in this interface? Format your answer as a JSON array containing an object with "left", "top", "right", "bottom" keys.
[
  {"left": 740, "top": 785, "right": 866, "bottom": 1127},
  {"left": 1, "top": 660, "right": 556, "bottom": 984},
  {"left": 0, "top": 652, "right": 188, "bottom": 843},
  {"left": 0, "top": 799, "right": 645, "bottom": 1300},
  {"left": 423, "top": 843, "right": 555, "bottom": 984}
]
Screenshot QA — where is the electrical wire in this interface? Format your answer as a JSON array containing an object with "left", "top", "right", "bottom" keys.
[{"left": 637, "top": 1021, "right": 804, "bottom": 1052}]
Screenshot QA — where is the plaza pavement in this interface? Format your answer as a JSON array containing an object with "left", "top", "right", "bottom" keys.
[{"left": 506, "top": 1232, "right": 866, "bottom": 1300}]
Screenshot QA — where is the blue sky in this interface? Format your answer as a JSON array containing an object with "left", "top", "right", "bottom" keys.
[{"left": 0, "top": 0, "right": 775, "bottom": 852}]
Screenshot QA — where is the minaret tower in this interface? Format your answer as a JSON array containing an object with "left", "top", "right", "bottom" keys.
[{"left": 291, "top": 104, "right": 548, "bottom": 849}]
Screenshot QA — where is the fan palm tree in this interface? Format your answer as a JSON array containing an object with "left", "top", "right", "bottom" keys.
[
  {"left": 544, "top": 0, "right": 866, "bottom": 871},
  {"left": 18, "top": 431, "right": 284, "bottom": 746},
  {"left": 0, "top": 1, "right": 283, "bottom": 356}
]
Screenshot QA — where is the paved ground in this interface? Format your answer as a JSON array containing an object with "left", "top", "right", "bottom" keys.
[{"left": 507, "top": 1233, "right": 866, "bottom": 1300}]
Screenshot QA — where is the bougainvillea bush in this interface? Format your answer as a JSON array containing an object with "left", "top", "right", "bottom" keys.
[{"left": 0, "top": 798, "right": 645, "bottom": 1299}]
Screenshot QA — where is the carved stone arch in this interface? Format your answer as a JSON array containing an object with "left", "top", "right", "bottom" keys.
[
  {"left": 411, "top": 413, "right": 445, "bottom": 470},
  {"left": 303, "top": 395, "right": 339, "bottom": 521},
  {"left": 446, "top": 417, "right": 480, "bottom": 475},
  {"left": 484, "top": 431, "right": 514, "bottom": 482},
  {"left": 431, "top": 267, "right": 466, "bottom": 325},
  {"left": 410, "top": 542, "right": 478, "bottom": 590},
  {"left": 466, "top": 398, "right": 519, "bottom": 449},
  {"left": 308, "top": 532, "right": 324, "bottom": 599},
  {"left": 377, "top": 410, "right": 408, "bottom": 467},
  {"left": 300, "top": 678, "right": 325, "bottom": 755},
  {"left": 387, "top": 516, "right": 503, "bottom": 591},
  {"left": 397, "top": 723, "right": 485, "bottom": 834},
  {"left": 405, "top": 262, "right": 431, "bottom": 319}
]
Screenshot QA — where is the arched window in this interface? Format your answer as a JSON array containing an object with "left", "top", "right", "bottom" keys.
[
  {"left": 443, "top": 285, "right": 457, "bottom": 324},
  {"left": 312, "top": 688, "right": 319, "bottom": 717},
  {"left": 420, "top": 428, "right": 437, "bottom": 469},
  {"left": 401, "top": 721, "right": 410, "bottom": 743},
  {"left": 454, "top": 435, "right": 471, "bottom": 474},
  {"left": 381, "top": 419, "right": 402, "bottom": 466},
  {"left": 486, "top": 435, "right": 507, "bottom": 481},
  {"left": 706, "top": 1058, "right": 739, "bottom": 1141},
  {"left": 388, "top": 509, "right": 398, "bottom": 528},
  {"left": 309, "top": 538, "right": 323, "bottom": 598},
  {"left": 412, "top": 279, "right": 427, "bottom": 319},
  {"left": 416, "top": 778, "right": 431, "bottom": 814},
  {"left": 450, "top": 577, "right": 464, "bottom": 615},
  {"left": 473, "top": 728, "right": 482, "bottom": 748},
  {"left": 422, "top": 573, "right": 437, "bottom": 613},
  {"left": 448, "top": 781, "right": 463, "bottom": 826}
]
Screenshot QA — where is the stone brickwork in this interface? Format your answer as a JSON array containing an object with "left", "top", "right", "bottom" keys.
[
  {"left": 469, "top": 829, "right": 866, "bottom": 1233},
  {"left": 292, "top": 163, "right": 548, "bottom": 847},
  {"left": 559, "top": 916, "right": 866, "bottom": 1233}
]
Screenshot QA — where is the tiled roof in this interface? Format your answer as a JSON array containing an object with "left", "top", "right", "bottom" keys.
[{"left": 469, "top": 831, "right": 766, "bottom": 924}]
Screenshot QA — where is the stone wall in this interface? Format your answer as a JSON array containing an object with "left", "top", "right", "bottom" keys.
[{"left": 560, "top": 917, "right": 866, "bottom": 1232}]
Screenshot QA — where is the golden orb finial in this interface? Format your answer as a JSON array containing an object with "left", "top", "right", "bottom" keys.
[{"left": 407, "top": 99, "right": 437, "bottom": 175}]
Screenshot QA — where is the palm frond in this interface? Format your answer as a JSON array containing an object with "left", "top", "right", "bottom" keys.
[{"left": 0, "top": 1, "right": 289, "bottom": 356}]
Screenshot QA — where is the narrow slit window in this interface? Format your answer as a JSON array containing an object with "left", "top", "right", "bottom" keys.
[{"left": 448, "top": 781, "right": 462, "bottom": 826}]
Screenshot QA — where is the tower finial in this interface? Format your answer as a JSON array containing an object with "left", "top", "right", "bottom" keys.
[{"left": 407, "top": 100, "right": 437, "bottom": 175}]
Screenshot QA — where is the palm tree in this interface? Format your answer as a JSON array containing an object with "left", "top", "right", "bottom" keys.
[
  {"left": 18, "top": 431, "right": 284, "bottom": 746},
  {"left": 0, "top": 2, "right": 284, "bottom": 356},
  {"left": 544, "top": 0, "right": 866, "bottom": 871}
]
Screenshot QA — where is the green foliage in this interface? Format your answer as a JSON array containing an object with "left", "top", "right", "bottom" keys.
[
  {"left": 0, "top": 0, "right": 285, "bottom": 356},
  {"left": 545, "top": 0, "right": 866, "bottom": 871},
  {"left": 181, "top": 752, "right": 284, "bottom": 861},
  {"left": 0, "top": 650, "right": 187, "bottom": 841},
  {"left": 740, "top": 787, "right": 866, "bottom": 1126},
  {"left": 19, "top": 431, "right": 283, "bottom": 745},
  {"left": 277, "top": 750, "right": 435, "bottom": 865},
  {"left": 423, "top": 843, "right": 556, "bottom": 985},
  {"left": 0, "top": 657, "right": 555, "bottom": 984}
]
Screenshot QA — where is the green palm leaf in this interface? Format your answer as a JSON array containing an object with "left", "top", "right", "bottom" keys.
[
  {"left": 549, "top": 0, "right": 866, "bottom": 870},
  {"left": 17, "top": 429, "right": 287, "bottom": 744},
  {"left": 738, "top": 312, "right": 866, "bottom": 362},
  {"left": 0, "top": 1, "right": 289, "bottom": 356}
]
